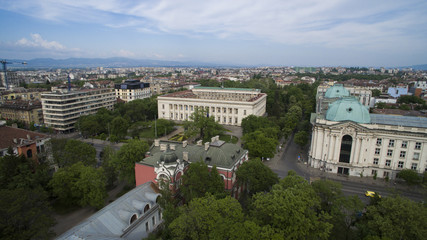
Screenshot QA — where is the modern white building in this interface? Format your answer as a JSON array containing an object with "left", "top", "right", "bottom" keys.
[
  {"left": 57, "top": 182, "right": 162, "bottom": 240},
  {"left": 157, "top": 87, "right": 267, "bottom": 126},
  {"left": 115, "top": 79, "right": 151, "bottom": 102},
  {"left": 309, "top": 86, "right": 427, "bottom": 179},
  {"left": 41, "top": 88, "right": 115, "bottom": 132}
]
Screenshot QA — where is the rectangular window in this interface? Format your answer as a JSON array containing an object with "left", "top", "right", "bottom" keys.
[
  {"left": 413, "top": 152, "right": 420, "bottom": 160},
  {"left": 180, "top": 105, "right": 183, "bottom": 110},
  {"left": 388, "top": 139, "right": 394, "bottom": 147},
  {"left": 223, "top": 117, "right": 226, "bottom": 123},
  {"left": 175, "top": 104, "right": 177, "bottom": 110},
  {"left": 180, "top": 114, "right": 183, "bottom": 119},
  {"left": 229, "top": 108, "right": 232, "bottom": 114},
  {"left": 400, "top": 151, "right": 406, "bottom": 158},
  {"left": 373, "top": 158, "right": 379, "bottom": 165},
  {"left": 152, "top": 216, "right": 155, "bottom": 226},
  {"left": 170, "top": 113, "right": 173, "bottom": 118},
  {"left": 235, "top": 108, "right": 238, "bottom": 114},
  {"left": 376, "top": 138, "right": 382, "bottom": 145},
  {"left": 212, "top": 107, "right": 215, "bottom": 112},
  {"left": 162, "top": 104, "right": 164, "bottom": 109},
  {"left": 398, "top": 161, "right": 404, "bottom": 168},
  {"left": 223, "top": 107, "right": 226, "bottom": 113},
  {"left": 387, "top": 149, "right": 393, "bottom": 156},
  {"left": 191, "top": 105, "right": 193, "bottom": 111},
  {"left": 229, "top": 117, "right": 232, "bottom": 123},
  {"left": 371, "top": 170, "right": 377, "bottom": 176},
  {"left": 385, "top": 160, "right": 391, "bottom": 166},
  {"left": 235, "top": 117, "right": 238, "bottom": 124},
  {"left": 415, "top": 142, "right": 421, "bottom": 150},
  {"left": 145, "top": 222, "right": 149, "bottom": 232},
  {"left": 411, "top": 163, "right": 417, "bottom": 170},
  {"left": 383, "top": 171, "right": 389, "bottom": 178},
  {"left": 217, "top": 116, "right": 220, "bottom": 122},
  {"left": 185, "top": 105, "right": 188, "bottom": 110},
  {"left": 375, "top": 148, "right": 380, "bottom": 155},
  {"left": 401, "top": 141, "right": 407, "bottom": 148},
  {"left": 217, "top": 107, "right": 220, "bottom": 112}
]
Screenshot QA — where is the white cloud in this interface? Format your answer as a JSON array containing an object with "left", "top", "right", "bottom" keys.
[
  {"left": 17, "top": 33, "right": 66, "bottom": 50},
  {"left": 114, "top": 49, "right": 135, "bottom": 57},
  {"left": 1, "top": 0, "right": 426, "bottom": 53}
]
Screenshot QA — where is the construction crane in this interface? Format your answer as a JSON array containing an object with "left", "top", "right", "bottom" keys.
[{"left": 1, "top": 59, "right": 27, "bottom": 90}]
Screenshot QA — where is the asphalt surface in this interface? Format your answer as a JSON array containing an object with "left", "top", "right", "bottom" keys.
[{"left": 265, "top": 134, "right": 427, "bottom": 203}]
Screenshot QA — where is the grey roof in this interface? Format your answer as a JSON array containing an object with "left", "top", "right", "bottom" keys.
[
  {"left": 56, "top": 182, "right": 160, "bottom": 240},
  {"left": 141, "top": 140, "right": 247, "bottom": 169},
  {"left": 370, "top": 114, "right": 427, "bottom": 128}
]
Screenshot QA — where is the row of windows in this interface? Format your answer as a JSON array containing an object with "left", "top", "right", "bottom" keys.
[
  {"left": 374, "top": 148, "right": 420, "bottom": 160},
  {"left": 168, "top": 112, "right": 239, "bottom": 124},
  {"left": 376, "top": 138, "right": 421, "bottom": 150},
  {"left": 164, "top": 104, "right": 247, "bottom": 115},
  {"left": 373, "top": 158, "right": 419, "bottom": 170}
]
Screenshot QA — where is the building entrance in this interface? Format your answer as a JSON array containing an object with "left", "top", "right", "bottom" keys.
[{"left": 339, "top": 135, "right": 352, "bottom": 163}]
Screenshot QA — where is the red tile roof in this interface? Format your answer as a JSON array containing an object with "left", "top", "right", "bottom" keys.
[{"left": 0, "top": 126, "right": 49, "bottom": 149}]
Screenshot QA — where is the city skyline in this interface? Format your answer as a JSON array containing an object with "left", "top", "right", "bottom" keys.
[{"left": 0, "top": 0, "right": 426, "bottom": 67}]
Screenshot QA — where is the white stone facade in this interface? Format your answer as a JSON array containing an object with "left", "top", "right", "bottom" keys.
[
  {"left": 309, "top": 119, "right": 427, "bottom": 179},
  {"left": 157, "top": 87, "right": 267, "bottom": 126},
  {"left": 41, "top": 88, "right": 115, "bottom": 132}
]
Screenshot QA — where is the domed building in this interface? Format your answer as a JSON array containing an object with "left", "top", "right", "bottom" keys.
[{"left": 309, "top": 85, "right": 427, "bottom": 179}]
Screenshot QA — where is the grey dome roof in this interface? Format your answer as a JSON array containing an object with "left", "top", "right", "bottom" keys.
[
  {"left": 324, "top": 84, "right": 350, "bottom": 98},
  {"left": 326, "top": 97, "right": 370, "bottom": 123},
  {"left": 160, "top": 147, "right": 178, "bottom": 163}
]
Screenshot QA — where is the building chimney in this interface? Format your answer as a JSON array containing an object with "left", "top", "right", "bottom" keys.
[
  {"left": 215, "top": 135, "right": 220, "bottom": 141},
  {"left": 13, "top": 138, "right": 18, "bottom": 144},
  {"left": 211, "top": 136, "right": 216, "bottom": 143},
  {"left": 183, "top": 140, "right": 188, "bottom": 148},
  {"left": 160, "top": 144, "right": 167, "bottom": 151},
  {"left": 27, "top": 134, "right": 31, "bottom": 140},
  {"left": 170, "top": 144, "right": 176, "bottom": 150},
  {"left": 154, "top": 139, "right": 160, "bottom": 147},
  {"left": 205, "top": 142, "right": 210, "bottom": 151},
  {"left": 183, "top": 151, "right": 188, "bottom": 161},
  {"left": 197, "top": 140, "right": 203, "bottom": 146}
]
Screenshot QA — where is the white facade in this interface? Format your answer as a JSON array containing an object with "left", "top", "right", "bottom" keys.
[
  {"left": 157, "top": 87, "right": 267, "bottom": 126},
  {"left": 41, "top": 88, "right": 115, "bottom": 132},
  {"left": 115, "top": 87, "right": 151, "bottom": 102}
]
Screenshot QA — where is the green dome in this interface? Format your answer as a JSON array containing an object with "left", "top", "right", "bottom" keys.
[
  {"left": 326, "top": 97, "right": 370, "bottom": 123},
  {"left": 160, "top": 147, "right": 178, "bottom": 163},
  {"left": 324, "top": 84, "right": 350, "bottom": 98}
]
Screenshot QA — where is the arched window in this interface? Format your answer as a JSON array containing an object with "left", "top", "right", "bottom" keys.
[
  {"left": 130, "top": 214, "right": 138, "bottom": 224},
  {"left": 26, "top": 149, "right": 32, "bottom": 159},
  {"left": 339, "top": 135, "right": 352, "bottom": 163},
  {"left": 144, "top": 204, "right": 150, "bottom": 213}
]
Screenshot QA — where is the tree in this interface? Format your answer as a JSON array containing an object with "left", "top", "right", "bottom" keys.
[
  {"left": 111, "top": 139, "right": 149, "bottom": 184},
  {"left": 251, "top": 174, "right": 332, "bottom": 239},
  {"left": 63, "top": 139, "right": 97, "bottom": 167},
  {"left": 397, "top": 169, "right": 422, "bottom": 185},
  {"left": 77, "top": 114, "right": 103, "bottom": 137},
  {"left": 0, "top": 187, "right": 55, "bottom": 240},
  {"left": 111, "top": 116, "right": 129, "bottom": 140},
  {"left": 294, "top": 130, "right": 309, "bottom": 148},
  {"left": 169, "top": 194, "right": 248, "bottom": 240},
  {"left": 241, "top": 115, "right": 272, "bottom": 135},
  {"left": 372, "top": 89, "right": 381, "bottom": 97},
  {"left": 100, "top": 146, "right": 117, "bottom": 188},
  {"left": 357, "top": 195, "right": 427, "bottom": 239},
  {"left": 184, "top": 107, "right": 225, "bottom": 141},
  {"left": 397, "top": 95, "right": 424, "bottom": 104},
  {"left": 242, "top": 130, "right": 278, "bottom": 158},
  {"left": 236, "top": 158, "right": 279, "bottom": 196},
  {"left": 49, "top": 162, "right": 107, "bottom": 209},
  {"left": 180, "top": 162, "right": 225, "bottom": 203}
]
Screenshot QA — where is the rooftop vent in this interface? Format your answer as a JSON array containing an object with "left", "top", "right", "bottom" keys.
[
  {"left": 197, "top": 140, "right": 203, "bottom": 146},
  {"left": 183, "top": 140, "right": 188, "bottom": 148},
  {"left": 205, "top": 142, "right": 210, "bottom": 151}
]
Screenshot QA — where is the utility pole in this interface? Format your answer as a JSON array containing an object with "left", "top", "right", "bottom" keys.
[{"left": 1, "top": 60, "right": 27, "bottom": 90}]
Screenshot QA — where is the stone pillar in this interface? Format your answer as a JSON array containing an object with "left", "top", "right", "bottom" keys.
[
  {"left": 350, "top": 136, "right": 359, "bottom": 164},
  {"left": 333, "top": 134, "right": 341, "bottom": 162}
]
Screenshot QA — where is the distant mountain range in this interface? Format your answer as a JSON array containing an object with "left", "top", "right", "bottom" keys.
[
  {"left": 4, "top": 57, "right": 427, "bottom": 70},
  {"left": 6, "top": 57, "right": 236, "bottom": 69}
]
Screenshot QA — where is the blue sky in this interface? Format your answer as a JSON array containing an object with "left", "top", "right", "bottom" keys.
[{"left": 0, "top": 0, "right": 426, "bottom": 67}]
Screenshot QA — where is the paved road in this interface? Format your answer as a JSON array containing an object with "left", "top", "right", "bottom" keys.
[{"left": 265, "top": 134, "right": 427, "bottom": 203}]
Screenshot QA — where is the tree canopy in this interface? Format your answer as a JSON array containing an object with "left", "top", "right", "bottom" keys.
[
  {"left": 111, "top": 139, "right": 149, "bottom": 185},
  {"left": 184, "top": 107, "right": 225, "bottom": 142},
  {"left": 180, "top": 162, "right": 225, "bottom": 203},
  {"left": 236, "top": 158, "right": 279, "bottom": 196},
  {"left": 242, "top": 130, "right": 278, "bottom": 159}
]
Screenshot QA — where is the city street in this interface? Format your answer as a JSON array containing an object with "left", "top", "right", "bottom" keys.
[{"left": 265, "top": 134, "right": 426, "bottom": 203}]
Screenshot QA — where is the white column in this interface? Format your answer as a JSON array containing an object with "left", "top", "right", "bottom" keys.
[
  {"left": 312, "top": 127, "right": 318, "bottom": 158},
  {"left": 350, "top": 136, "right": 359, "bottom": 164},
  {"left": 333, "top": 134, "right": 341, "bottom": 162}
]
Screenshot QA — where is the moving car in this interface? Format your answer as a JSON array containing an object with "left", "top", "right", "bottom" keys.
[{"left": 365, "top": 191, "right": 381, "bottom": 198}]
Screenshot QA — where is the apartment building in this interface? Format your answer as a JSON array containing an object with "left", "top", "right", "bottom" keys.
[
  {"left": 41, "top": 88, "right": 115, "bottom": 132},
  {"left": 115, "top": 79, "right": 151, "bottom": 102},
  {"left": 157, "top": 87, "right": 267, "bottom": 126},
  {"left": 0, "top": 100, "right": 43, "bottom": 126}
]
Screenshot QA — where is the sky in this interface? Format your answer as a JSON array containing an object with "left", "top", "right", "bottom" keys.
[{"left": 0, "top": 0, "right": 426, "bottom": 67}]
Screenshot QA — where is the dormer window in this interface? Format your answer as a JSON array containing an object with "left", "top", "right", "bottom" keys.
[
  {"left": 130, "top": 214, "right": 138, "bottom": 224},
  {"left": 346, "top": 107, "right": 353, "bottom": 113}
]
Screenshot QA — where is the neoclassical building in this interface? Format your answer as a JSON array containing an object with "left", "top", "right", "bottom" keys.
[
  {"left": 316, "top": 84, "right": 372, "bottom": 113},
  {"left": 157, "top": 87, "right": 267, "bottom": 126},
  {"left": 309, "top": 86, "right": 427, "bottom": 179}
]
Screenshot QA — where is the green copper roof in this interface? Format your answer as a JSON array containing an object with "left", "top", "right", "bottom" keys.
[
  {"left": 326, "top": 97, "right": 371, "bottom": 123},
  {"left": 324, "top": 84, "right": 350, "bottom": 98}
]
